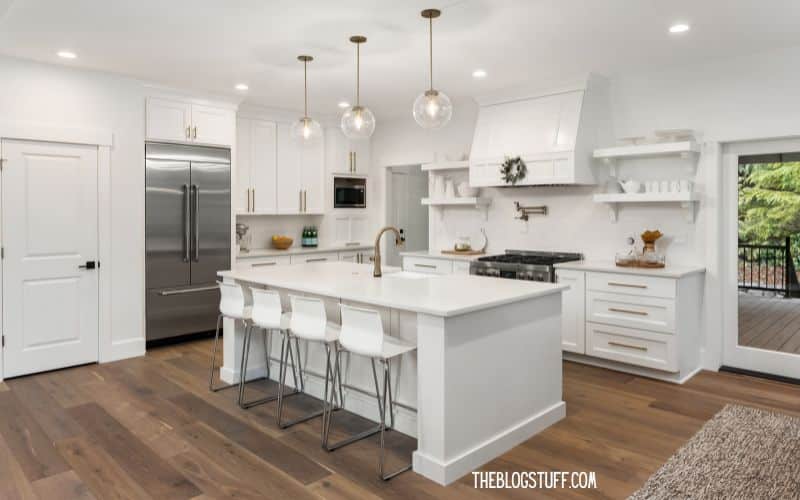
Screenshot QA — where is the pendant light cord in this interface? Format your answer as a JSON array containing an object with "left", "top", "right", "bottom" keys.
[
  {"left": 429, "top": 16, "right": 434, "bottom": 91},
  {"left": 304, "top": 59, "right": 308, "bottom": 117},
  {"left": 356, "top": 42, "right": 360, "bottom": 106}
]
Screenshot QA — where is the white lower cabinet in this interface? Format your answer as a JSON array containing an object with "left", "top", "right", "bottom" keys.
[
  {"left": 237, "top": 255, "right": 291, "bottom": 269},
  {"left": 403, "top": 256, "right": 453, "bottom": 275},
  {"left": 555, "top": 269, "right": 585, "bottom": 354},
  {"left": 558, "top": 267, "right": 704, "bottom": 381},
  {"left": 290, "top": 252, "right": 338, "bottom": 264},
  {"left": 339, "top": 249, "right": 374, "bottom": 264}
]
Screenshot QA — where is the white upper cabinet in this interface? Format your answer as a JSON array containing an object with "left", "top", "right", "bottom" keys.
[
  {"left": 327, "top": 127, "right": 369, "bottom": 175},
  {"left": 301, "top": 138, "right": 325, "bottom": 214},
  {"left": 237, "top": 118, "right": 277, "bottom": 214},
  {"left": 146, "top": 97, "right": 235, "bottom": 147},
  {"left": 276, "top": 123, "right": 302, "bottom": 214},
  {"left": 469, "top": 75, "right": 611, "bottom": 187},
  {"left": 146, "top": 98, "right": 192, "bottom": 143}
]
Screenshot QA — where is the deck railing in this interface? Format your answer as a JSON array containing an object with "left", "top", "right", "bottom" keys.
[{"left": 738, "top": 237, "right": 798, "bottom": 297}]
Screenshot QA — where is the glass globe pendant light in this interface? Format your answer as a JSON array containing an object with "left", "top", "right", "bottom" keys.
[
  {"left": 290, "top": 55, "right": 322, "bottom": 144},
  {"left": 413, "top": 9, "right": 452, "bottom": 129},
  {"left": 341, "top": 36, "right": 376, "bottom": 139}
]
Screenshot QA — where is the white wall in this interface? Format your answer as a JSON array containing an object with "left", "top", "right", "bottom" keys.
[
  {"left": 373, "top": 45, "right": 800, "bottom": 262},
  {"left": 0, "top": 55, "right": 147, "bottom": 355}
]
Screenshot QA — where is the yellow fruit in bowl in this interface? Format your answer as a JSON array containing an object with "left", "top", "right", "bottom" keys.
[{"left": 271, "top": 235, "right": 293, "bottom": 250}]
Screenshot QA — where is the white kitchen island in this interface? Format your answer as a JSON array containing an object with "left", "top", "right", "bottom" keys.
[{"left": 217, "top": 261, "right": 567, "bottom": 485}]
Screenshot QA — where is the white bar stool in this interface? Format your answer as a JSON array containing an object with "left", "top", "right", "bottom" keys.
[
  {"left": 209, "top": 282, "right": 265, "bottom": 397},
  {"left": 323, "top": 303, "right": 417, "bottom": 481},
  {"left": 277, "top": 295, "right": 343, "bottom": 433},
  {"left": 238, "top": 288, "right": 302, "bottom": 409}
]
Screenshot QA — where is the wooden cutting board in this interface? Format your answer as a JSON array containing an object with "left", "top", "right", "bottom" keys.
[{"left": 440, "top": 249, "right": 486, "bottom": 256}]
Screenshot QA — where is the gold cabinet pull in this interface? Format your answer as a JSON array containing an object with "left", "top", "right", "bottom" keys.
[
  {"left": 299, "top": 190, "right": 302, "bottom": 212},
  {"left": 192, "top": 126, "right": 198, "bottom": 139},
  {"left": 247, "top": 189, "right": 251, "bottom": 212},
  {"left": 608, "top": 307, "right": 649, "bottom": 316},
  {"left": 608, "top": 341, "right": 648, "bottom": 352},
  {"left": 352, "top": 151, "right": 356, "bottom": 172},
  {"left": 252, "top": 188, "right": 255, "bottom": 211},
  {"left": 185, "top": 126, "right": 191, "bottom": 139},
  {"left": 608, "top": 281, "right": 648, "bottom": 289}
]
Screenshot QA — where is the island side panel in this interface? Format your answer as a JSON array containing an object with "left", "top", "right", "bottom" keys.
[{"left": 413, "top": 293, "right": 566, "bottom": 486}]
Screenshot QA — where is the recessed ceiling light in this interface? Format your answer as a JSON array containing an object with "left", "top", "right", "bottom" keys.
[
  {"left": 338, "top": 101, "right": 350, "bottom": 109},
  {"left": 235, "top": 83, "right": 249, "bottom": 91},
  {"left": 472, "top": 69, "right": 487, "bottom": 79},
  {"left": 57, "top": 50, "right": 77, "bottom": 59},
  {"left": 669, "top": 23, "right": 690, "bottom": 34}
]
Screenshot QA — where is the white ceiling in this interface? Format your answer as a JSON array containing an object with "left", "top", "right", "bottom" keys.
[{"left": 2, "top": 0, "right": 800, "bottom": 118}]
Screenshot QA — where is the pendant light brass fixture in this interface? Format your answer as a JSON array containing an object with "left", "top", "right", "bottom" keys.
[
  {"left": 341, "top": 36, "right": 376, "bottom": 139},
  {"left": 413, "top": 8, "right": 452, "bottom": 129},
  {"left": 290, "top": 55, "right": 322, "bottom": 144}
]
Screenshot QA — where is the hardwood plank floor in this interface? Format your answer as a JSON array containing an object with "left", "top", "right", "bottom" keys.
[
  {"left": 738, "top": 293, "right": 800, "bottom": 353},
  {"left": 0, "top": 337, "right": 798, "bottom": 499}
]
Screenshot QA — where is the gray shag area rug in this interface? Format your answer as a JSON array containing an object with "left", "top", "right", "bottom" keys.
[{"left": 629, "top": 404, "right": 800, "bottom": 499}]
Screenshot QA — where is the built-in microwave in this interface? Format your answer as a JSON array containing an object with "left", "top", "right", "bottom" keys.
[{"left": 333, "top": 176, "right": 366, "bottom": 208}]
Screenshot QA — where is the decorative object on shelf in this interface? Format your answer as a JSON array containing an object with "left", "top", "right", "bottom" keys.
[
  {"left": 454, "top": 236, "right": 472, "bottom": 252},
  {"left": 615, "top": 230, "right": 666, "bottom": 268},
  {"left": 618, "top": 178, "right": 642, "bottom": 194},
  {"left": 514, "top": 201, "right": 547, "bottom": 221},
  {"left": 271, "top": 235, "right": 293, "bottom": 250},
  {"left": 478, "top": 227, "right": 488, "bottom": 253},
  {"left": 654, "top": 129, "right": 695, "bottom": 142},
  {"left": 456, "top": 181, "right": 479, "bottom": 198},
  {"left": 413, "top": 8, "right": 452, "bottom": 129},
  {"left": 500, "top": 156, "right": 527, "bottom": 185},
  {"left": 605, "top": 179, "right": 623, "bottom": 194},
  {"left": 341, "top": 36, "right": 376, "bottom": 139},
  {"left": 236, "top": 223, "right": 250, "bottom": 253},
  {"left": 444, "top": 178, "right": 456, "bottom": 199},
  {"left": 301, "top": 226, "right": 318, "bottom": 247},
  {"left": 290, "top": 55, "right": 322, "bottom": 144}
]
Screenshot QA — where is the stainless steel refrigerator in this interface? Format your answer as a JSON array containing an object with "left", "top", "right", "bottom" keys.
[{"left": 145, "top": 142, "right": 231, "bottom": 342}]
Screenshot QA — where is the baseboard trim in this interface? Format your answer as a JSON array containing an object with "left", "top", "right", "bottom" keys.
[
  {"left": 563, "top": 352, "right": 701, "bottom": 384},
  {"left": 107, "top": 338, "right": 146, "bottom": 363},
  {"left": 413, "top": 401, "right": 566, "bottom": 486},
  {"left": 720, "top": 365, "right": 800, "bottom": 386}
]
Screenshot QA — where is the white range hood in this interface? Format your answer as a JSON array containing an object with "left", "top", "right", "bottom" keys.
[{"left": 469, "top": 74, "right": 611, "bottom": 187}]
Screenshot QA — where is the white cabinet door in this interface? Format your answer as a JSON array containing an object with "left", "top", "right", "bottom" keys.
[
  {"left": 251, "top": 120, "right": 277, "bottom": 213},
  {"left": 146, "top": 98, "right": 191, "bottom": 143},
  {"left": 350, "top": 138, "right": 370, "bottom": 174},
  {"left": 300, "top": 137, "right": 325, "bottom": 214},
  {"left": 237, "top": 255, "right": 290, "bottom": 269},
  {"left": 350, "top": 215, "right": 368, "bottom": 245},
  {"left": 192, "top": 104, "right": 235, "bottom": 146},
  {"left": 290, "top": 252, "right": 338, "bottom": 264},
  {"left": 2, "top": 140, "right": 100, "bottom": 378},
  {"left": 276, "top": 123, "right": 302, "bottom": 214},
  {"left": 556, "top": 269, "right": 586, "bottom": 354},
  {"left": 339, "top": 251, "right": 359, "bottom": 263},
  {"left": 235, "top": 118, "right": 252, "bottom": 213}
]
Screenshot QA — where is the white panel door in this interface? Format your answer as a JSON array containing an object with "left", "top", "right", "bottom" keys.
[
  {"left": 192, "top": 104, "right": 235, "bottom": 146},
  {"left": 556, "top": 269, "right": 586, "bottom": 354},
  {"left": 276, "top": 124, "right": 302, "bottom": 214},
  {"left": 251, "top": 119, "right": 277, "bottom": 213},
  {"left": 235, "top": 118, "right": 252, "bottom": 213},
  {"left": 2, "top": 140, "right": 99, "bottom": 378},
  {"left": 146, "top": 98, "right": 191, "bottom": 142}
]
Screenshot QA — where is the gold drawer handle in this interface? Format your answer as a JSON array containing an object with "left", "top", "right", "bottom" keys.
[
  {"left": 414, "top": 263, "right": 437, "bottom": 269},
  {"left": 608, "top": 307, "right": 649, "bottom": 316},
  {"left": 252, "top": 262, "right": 277, "bottom": 267},
  {"left": 608, "top": 281, "right": 648, "bottom": 289},
  {"left": 608, "top": 341, "right": 648, "bottom": 352}
]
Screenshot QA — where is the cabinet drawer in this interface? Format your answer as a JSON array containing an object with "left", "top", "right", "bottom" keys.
[
  {"left": 403, "top": 257, "right": 452, "bottom": 275},
  {"left": 587, "top": 272, "right": 675, "bottom": 299},
  {"left": 452, "top": 261, "right": 471, "bottom": 275},
  {"left": 237, "top": 255, "right": 290, "bottom": 269},
  {"left": 588, "top": 291, "right": 675, "bottom": 334},
  {"left": 290, "top": 252, "right": 338, "bottom": 264},
  {"left": 587, "top": 322, "right": 678, "bottom": 372}
]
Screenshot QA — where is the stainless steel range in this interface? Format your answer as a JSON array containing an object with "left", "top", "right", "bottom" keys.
[{"left": 470, "top": 250, "right": 583, "bottom": 282}]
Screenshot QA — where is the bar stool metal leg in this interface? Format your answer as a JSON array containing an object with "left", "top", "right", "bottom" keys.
[
  {"left": 379, "top": 359, "right": 412, "bottom": 480},
  {"left": 209, "top": 314, "right": 237, "bottom": 392},
  {"left": 277, "top": 336, "right": 339, "bottom": 429},
  {"left": 240, "top": 328, "right": 298, "bottom": 409}
]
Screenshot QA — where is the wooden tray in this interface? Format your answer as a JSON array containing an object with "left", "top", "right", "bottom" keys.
[
  {"left": 615, "top": 260, "right": 665, "bottom": 269},
  {"left": 441, "top": 249, "right": 485, "bottom": 256}
]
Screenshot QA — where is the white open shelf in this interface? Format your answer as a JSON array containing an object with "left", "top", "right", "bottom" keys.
[
  {"left": 593, "top": 141, "right": 700, "bottom": 161},
  {"left": 420, "top": 160, "right": 470, "bottom": 172},
  {"left": 422, "top": 197, "right": 490, "bottom": 206},
  {"left": 593, "top": 192, "right": 700, "bottom": 223}
]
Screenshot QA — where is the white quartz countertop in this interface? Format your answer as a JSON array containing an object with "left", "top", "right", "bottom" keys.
[
  {"left": 400, "top": 249, "right": 484, "bottom": 262},
  {"left": 238, "top": 244, "right": 371, "bottom": 259},
  {"left": 218, "top": 261, "right": 566, "bottom": 317},
  {"left": 554, "top": 260, "right": 706, "bottom": 278}
]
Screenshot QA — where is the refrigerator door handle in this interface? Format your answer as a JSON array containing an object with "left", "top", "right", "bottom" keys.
[
  {"left": 183, "top": 184, "right": 190, "bottom": 262},
  {"left": 192, "top": 184, "right": 200, "bottom": 262}
]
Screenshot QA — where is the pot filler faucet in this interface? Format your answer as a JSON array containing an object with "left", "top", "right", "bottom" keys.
[{"left": 373, "top": 226, "right": 404, "bottom": 277}]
